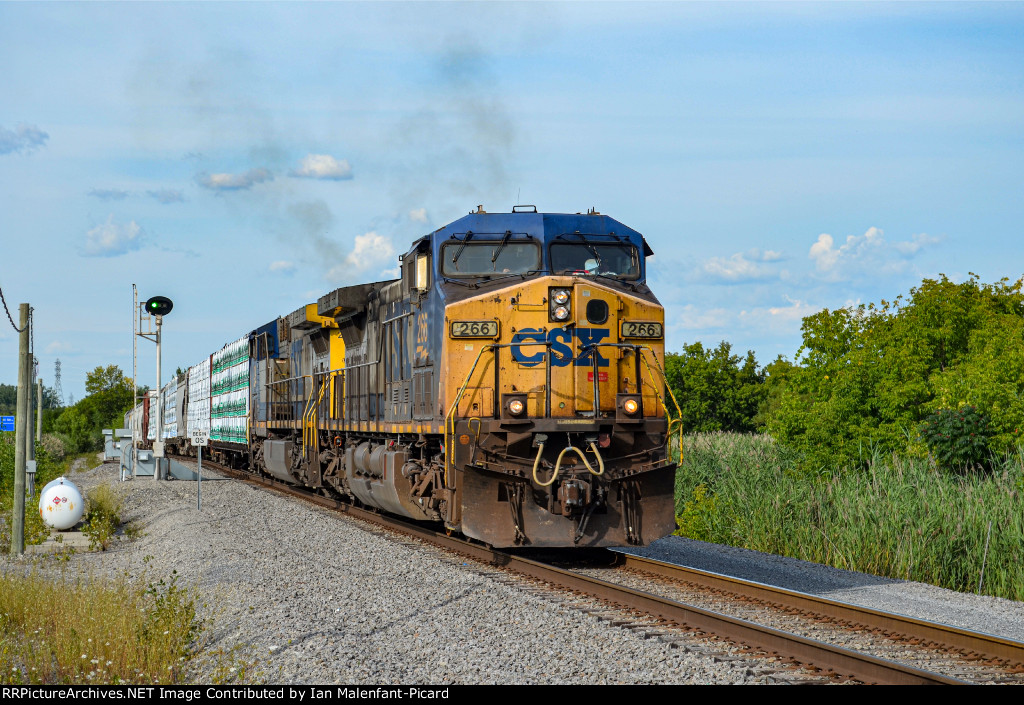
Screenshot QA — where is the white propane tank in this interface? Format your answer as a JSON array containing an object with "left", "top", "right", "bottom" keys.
[{"left": 38, "top": 477, "right": 85, "bottom": 530}]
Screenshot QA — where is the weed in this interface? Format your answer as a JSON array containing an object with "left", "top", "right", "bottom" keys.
[
  {"left": 199, "top": 644, "right": 264, "bottom": 685},
  {"left": 82, "top": 484, "right": 123, "bottom": 551},
  {"left": 123, "top": 522, "right": 145, "bottom": 540}
]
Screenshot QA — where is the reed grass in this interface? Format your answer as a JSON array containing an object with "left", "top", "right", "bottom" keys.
[{"left": 674, "top": 433, "right": 1024, "bottom": 600}]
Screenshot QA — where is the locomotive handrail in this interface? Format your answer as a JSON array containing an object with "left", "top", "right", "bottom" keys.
[
  {"left": 301, "top": 380, "right": 319, "bottom": 457},
  {"left": 443, "top": 340, "right": 556, "bottom": 487},
  {"left": 444, "top": 343, "right": 496, "bottom": 487},
  {"left": 575, "top": 342, "right": 684, "bottom": 463},
  {"left": 267, "top": 374, "right": 311, "bottom": 386},
  {"left": 444, "top": 340, "right": 682, "bottom": 485},
  {"left": 267, "top": 373, "right": 312, "bottom": 423},
  {"left": 637, "top": 347, "right": 684, "bottom": 464}
]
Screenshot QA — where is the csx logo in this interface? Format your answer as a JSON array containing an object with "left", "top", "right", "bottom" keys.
[{"left": 510, "top": 328, "right": 610, "bottom": 367}]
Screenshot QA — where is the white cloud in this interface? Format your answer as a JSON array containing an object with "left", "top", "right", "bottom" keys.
[
  {"left": 808, "top": 226, "right": 940, "bottom": 280},
  {"left": 82, "top": 215, "right": 143, "bottom": 257},
  {"left": 409, "top": 208, "right": 428, "bottom": 223},
  {"left": 289, "top": 154, "right": 353, "bottom": 181},
  {"left": 269, "top": 260, "right": 295, "bottom": 273},
  {"left": 702, "top": 248, "right": 782, "bottom": 282},
  {"left": 670, "top": 304, "right": 733, "bottom": 330},
  {"left": 765, "top": 296, "right": 816, "bottom": 321},
  {"left": 197, "top": 168, "right": 272, "bottom": 191},
  {"left": 46, "top": 341, "right": 74, "bottom": 354},
  {"left": 893, "top": 232, "right": 942, "bottom": 255},
  {"left": 0, "top": 123, "right": 48, "bottom": 155},
  {"left": 326, "top": 231, "right": 396, "bottom": 282},
  {"left": 809, "top": 233, "right": 840, "bottom": 272}
]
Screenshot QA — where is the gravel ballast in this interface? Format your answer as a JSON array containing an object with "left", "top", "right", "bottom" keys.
[{"left": 8, "top": 458, "right": 1024, "bottom": 684}]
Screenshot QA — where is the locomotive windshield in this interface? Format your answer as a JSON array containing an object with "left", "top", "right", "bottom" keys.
[
  {"left": 550, "top": 241, "right": 640, "bottom": 279},
  {"left": 441, "top": 240, "right": 540, "bottom": 276}
]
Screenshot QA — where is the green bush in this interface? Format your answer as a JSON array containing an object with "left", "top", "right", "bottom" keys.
[
  {"left": 920, "top": 406, "right": 993, "bottom": 473},
  {"left": 674, "top": 484, "right": 719, "bottom": 542},
  {"left": 40, "top": 434, "right": 67, "bottom": 462}
]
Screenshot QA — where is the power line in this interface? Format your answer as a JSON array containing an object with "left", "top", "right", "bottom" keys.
[{"left": 0, "top": 283, "right": 26, "bottom": 333}]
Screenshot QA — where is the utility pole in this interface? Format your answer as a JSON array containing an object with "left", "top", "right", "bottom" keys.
[
  {"left": 32, "top": 377, "right": 42, "bottom": 498},
  {"left": 36, "top": 378, "right": 42, "bottom": 440},
  {"left": 26, "top": 335, "right": 34, "bottom": 463},
  {"left": 11, "top": 303, "right": 29, "bottom": 556}
]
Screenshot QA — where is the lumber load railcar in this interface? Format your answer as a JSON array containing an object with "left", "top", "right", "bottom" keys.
[{"left": 131, "top": 208, "right": 681, "bottom": 548}]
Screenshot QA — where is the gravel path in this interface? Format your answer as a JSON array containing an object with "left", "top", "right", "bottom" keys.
[{"left": 7, "top": 458, "right": 1023, "bottom": 685}]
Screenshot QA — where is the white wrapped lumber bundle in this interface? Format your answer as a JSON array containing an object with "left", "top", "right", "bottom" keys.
[
  {"left": 187, "top": 357, "right": 211, "bottom": 439},
  {"left": 210, "top": 335, "right": 250, "bottom": 443}
]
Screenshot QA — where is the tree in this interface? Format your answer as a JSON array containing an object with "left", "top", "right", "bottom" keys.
[
  {"left": 0, "top": 384, "right": 15, "bottom": 415},
  {"left": 664, "top": 342, "right": 766, "bottom": 433},
  {"left": 0, "top": 383, "right": 61, "bottom": 415},
  {"left": 49, "top": 365, "right": 138, "bottom": 452},
  {"left": 85, "top": 365, "right": 132, "bottom": 395},
  {"left": 763, "top": 275, "right": 1024, "bottom": 471}
]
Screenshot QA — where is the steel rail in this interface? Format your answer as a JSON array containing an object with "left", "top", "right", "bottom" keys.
[{"left": 615, "top": 552, "right": 1024, "bottom": 667}]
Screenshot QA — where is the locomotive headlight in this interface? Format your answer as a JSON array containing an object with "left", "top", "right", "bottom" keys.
[
  {"left": 503, "top": 394, "right": 529, "bottom": 420},
  {"left": 623, "top": 398, "right": 639, "bottom": 415},
  {"left": 550, "top": 288, "right": 572, "bottom": 322}
]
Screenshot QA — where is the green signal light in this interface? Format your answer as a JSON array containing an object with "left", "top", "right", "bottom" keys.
[{"left": 145, "top": 295, "right": 173, "bottom": 316}]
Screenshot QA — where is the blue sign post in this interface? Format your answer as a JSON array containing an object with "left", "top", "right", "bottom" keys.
[{"left": 0, "top": 416, "right": 14, "bottom": 432}]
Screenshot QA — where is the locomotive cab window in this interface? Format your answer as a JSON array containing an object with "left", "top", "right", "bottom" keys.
[
  {"left": 550, "top": 241, "right": 640, "bottom": 280},
  {"left": 441, "top": 240, "right": 540, "bottom": 277}
]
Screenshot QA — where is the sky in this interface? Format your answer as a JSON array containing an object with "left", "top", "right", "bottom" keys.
[{"left": 1, "top": 1, "right": 1022, "bottom": 403}]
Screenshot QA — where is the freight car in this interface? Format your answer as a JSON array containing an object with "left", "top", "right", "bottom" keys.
[{"left": 130, "top": 207, "right": 682, "bottom": 547}]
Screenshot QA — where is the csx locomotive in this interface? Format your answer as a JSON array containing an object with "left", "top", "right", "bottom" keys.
[{"left": 128, "top": 207, "right": 681, "bottom": 547}]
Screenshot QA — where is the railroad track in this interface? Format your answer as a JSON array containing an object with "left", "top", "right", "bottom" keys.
[
  {"left": 179, "top": 455, "right": 1024, "bottom": 684},
  {"left": 578, "top": 553, "right": 1024, "bottom": 684}
]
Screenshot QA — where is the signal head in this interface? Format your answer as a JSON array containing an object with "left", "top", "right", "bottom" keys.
[{"left": 145, "top": 296, "right": 174, "bottom": 316}]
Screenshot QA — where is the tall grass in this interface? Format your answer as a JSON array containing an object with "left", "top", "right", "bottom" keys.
[
  {"left": 0, "top": 569, "right": 201, "bottom": 684},
  {"left": 675, "top": 433, "right": 1024, "bottom": 601}
]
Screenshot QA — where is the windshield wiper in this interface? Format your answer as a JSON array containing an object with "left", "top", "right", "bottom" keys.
[
  {"left": 607, "top": 234, "right": 636, "bottom": 257},
  {"left": 491, "top": 230, "right": 512, "bottom": 265},
  {"left": 556, "top": 232, "right": 601, "bottom": 269},
  {"left": 441, "top": 276, "right": 476, "bottom": 288},
  {"left": 450, "top": 231, "right": 474, "bottom": 267}
]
